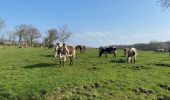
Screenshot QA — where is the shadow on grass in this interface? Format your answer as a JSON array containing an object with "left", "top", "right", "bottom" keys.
[
  {"left": 109, "top": 59, "right": 125, "bottom": 63},
  {"left": 40, "top": 54, "right": 54, "bottom": 57},
  {"left": 154, "top": 63, "right": 170, "bottom": 67},
  {"left": 23, "top": 63, "right": 58, "bottom": 69}
]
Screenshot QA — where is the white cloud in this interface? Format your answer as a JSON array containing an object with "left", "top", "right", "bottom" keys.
[{"left": 67, "top": 30, "right": 170, "bottom": 47}]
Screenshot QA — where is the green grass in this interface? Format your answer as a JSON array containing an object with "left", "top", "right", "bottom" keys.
[{"left": 0, "top": 47, "right": 170, "bottom": 100}]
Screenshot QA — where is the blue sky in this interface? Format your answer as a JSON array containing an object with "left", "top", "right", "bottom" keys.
[{"left": 0, "top": 0, "right": 170, "bottom": 47}]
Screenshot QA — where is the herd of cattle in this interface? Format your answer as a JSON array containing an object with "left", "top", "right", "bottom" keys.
[
  {"left": 2, "top": 42, "right": 169, "bottom": 67},
  {"left": 53, "top": 43, "right": 138, "bottom": 67}
]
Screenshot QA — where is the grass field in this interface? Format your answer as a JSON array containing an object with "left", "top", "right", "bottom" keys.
[{"left": 0, "top": 47, "right": 170, "bottom": 100}]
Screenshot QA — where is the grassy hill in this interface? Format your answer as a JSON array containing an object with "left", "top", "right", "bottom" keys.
[{"left": 0, "top": 47, "right": 169, "bottom": 100}]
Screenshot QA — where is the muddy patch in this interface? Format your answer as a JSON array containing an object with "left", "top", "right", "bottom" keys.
[
  {"left": 158, "top": 84, "right": 170, "bottom": 91},
  {"left": 157, "top": 95, "right": 170, "bottom": 100},
  {"left": 132, "top": 65, "right": 152, "bottom": 70},
  {"left": 88, "top": 67, "right": 99, "bottom": 71},
  {"left": 133, "top": 87, "right": 154, "bottom": 95}
]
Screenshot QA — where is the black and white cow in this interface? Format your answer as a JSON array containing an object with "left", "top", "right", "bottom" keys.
[
  {"left": 76, "top": 45, "right": 86, "bottom": 54},
  {"left": 99, "top": 46, "right": 117, "bottom": 58}
]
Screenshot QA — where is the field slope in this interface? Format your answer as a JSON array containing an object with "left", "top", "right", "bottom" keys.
[{"left": 0, "top": 47, "right": 170, "bottom": 100}]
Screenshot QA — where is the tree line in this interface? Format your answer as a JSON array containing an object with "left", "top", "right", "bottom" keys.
[
  {"left": 113, "top": 41, "right": 170, "bottom": 51},
  {"left": 0, "top": 18, "right": 72, "bottom": 47}
]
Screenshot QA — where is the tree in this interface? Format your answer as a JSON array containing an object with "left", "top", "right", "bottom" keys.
[
  {"left": 44, "top": 29, "right": 58, "bottom": 46},
  {"left": 159, "top": 0, "right": 170, "bottom": 9},
  {"left": 58, "top": 25, "right": 72, "bottom": 43},
  {"left": 0, "top": 18, "right": 5, "bottom": 31},
  {"left": 0, "top": 18, "right": 6, "bottom": 44},
  {"left": 10, "top": 31, "right": 17, "bottom": 46},
  {"left": 15, "top": 24, "right": 31, "bottom": 44},
  {"left": 26, "top": 26, "right": 40, "bottom": 46}
]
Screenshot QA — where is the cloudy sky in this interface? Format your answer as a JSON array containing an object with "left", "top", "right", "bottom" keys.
[{"left": 0, "top": 0, "right": 170, "bottom": 47}]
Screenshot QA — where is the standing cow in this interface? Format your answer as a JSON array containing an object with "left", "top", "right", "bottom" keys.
[
  {"left": 55, "top": 43, "right": 76, "bottom": 67},
  {"left": 76, "top": 45, "right": 86, "bottom": 54},
  {"left": 126, "top": 47, "right": 138, "bottom": 63},
  {"left": 99, "top": 46, "right": 117, "bottom": 58}
]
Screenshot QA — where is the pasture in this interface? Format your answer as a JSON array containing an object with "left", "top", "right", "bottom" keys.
[{"left": 0, "top": 47, "right": 170, "bottom": 100}]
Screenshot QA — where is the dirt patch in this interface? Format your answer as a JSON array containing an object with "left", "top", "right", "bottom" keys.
[
  {"left": 157, "top": 95, "right": 170, "bottom": 100},
  {"left": 48, "top": 79, "right": 117, "bottom": 99},
  {"left": 158, "top": 84, "right": 170, "bottom": 91},
  {"left": 132, "top": 65, "right": 152, "bottom": 70},
  {"left": 91, "top": 82, "right": 103, "bottom": 88},
  {"left": 134, "top": 87, "right": 154, "bottom": 94},
  {"left": 88, "top": 67, "right": 99, "bottom": 71}
]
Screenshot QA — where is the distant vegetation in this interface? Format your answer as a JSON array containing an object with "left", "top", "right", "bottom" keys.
[
  {"left": 111, "top": 41, "right": 170, "bottom": 51},
  {"left": 0, "top": 17, "right": 72, "bottom": 48}
]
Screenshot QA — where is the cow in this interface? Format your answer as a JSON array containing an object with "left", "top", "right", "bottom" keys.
[
  {"left": 126, "top": 47, "right": 137, "bottom": 63},
  {"left": 124, "top": 48, "right": 130, "bottom": 57},
  {"left": 76, "top": 45, "right": 86, "bottom": 54},
  {"left": 99, "top": 46, "right": 117, "bottom": 58},
  {"left": 54, "top": 43, "right": 76, "bottom": 67},
  {"left": 155, "top": 49, "right": 165, "bottom": 53}
]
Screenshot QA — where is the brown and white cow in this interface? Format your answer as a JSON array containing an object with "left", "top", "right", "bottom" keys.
[{"left": 55, "top": 43, "right": 76, "bottom": 67}]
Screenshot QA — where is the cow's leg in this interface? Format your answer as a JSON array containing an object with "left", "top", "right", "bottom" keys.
[
  {"left": 63, "top": 60, "right": 64, "bottom": 67},
  {"left": 69, "top": 57, "right": 72, "bottom": 65},
  {"left": 59, "top": 60, "right": 61, "bottom": 67},
  {"left": 105, "top": 52, "right": 107, "bottom": 58},
  {"left": 113, "top": 52, "right": 116, "bottom": 58},
  {"left": 71, "top": 57, "right": 73, "bottom": 65}
]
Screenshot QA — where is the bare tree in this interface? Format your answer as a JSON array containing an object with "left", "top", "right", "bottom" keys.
[
  {"left": 11, "top": 31, "right": 16, "bottom": 46},
  {"left": 44, "top": 29, "right": 58, "bottom": 47},
  {"left": 26, "top": 26, "right": 41, "bottom": 46},
  {"left": 159, "top": 0, "right": 170, "bottom": 9},
  {"left": 0, "top": 18, "right": 6, "bottom": 44},
  {"left": 59, "top": 25, "right": 72, "bottom": 43},
  {"left": 0, "top": 18, "right": 5, "bottom": 31},
  {"left": 15, "top": 24, "right": 31, "bottom": 44}
]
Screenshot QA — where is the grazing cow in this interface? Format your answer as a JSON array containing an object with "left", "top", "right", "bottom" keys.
[
  {"left": 126, "top": 47, "right": 137, "bottom": 63},
  {"left": 55, "top": 43, "right": 76, "bottom": 67},
  {"left": 76, "top": 45, "right": 86, "bottom": 54},
  {"left": 99, "top": 46, "right": 117, "bottom": 58},
  {"left": 155, "top": 49, "right": 165, "bottom": 53},
  {"left": 124, "top": 48, "right": 130, "bottom": 57}
]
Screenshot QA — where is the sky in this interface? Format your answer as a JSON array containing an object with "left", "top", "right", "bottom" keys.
[{"left": 0, "top": 0, "right": 170, "bottom": 47}]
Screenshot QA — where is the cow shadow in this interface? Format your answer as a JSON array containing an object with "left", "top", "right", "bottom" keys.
[
  {"left": 109, "top": 59, "right": 125, "bottom": 63},
  {"left": 23, "top": 63, "right": 58, "bottom": 69},
  {"left": 40, "top": 54, "right": 54, "bottom": 57}
]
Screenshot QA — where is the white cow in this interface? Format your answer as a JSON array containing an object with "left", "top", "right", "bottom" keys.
[{"left": 126, "top": 47, "right": 138, "bottom": 63}]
